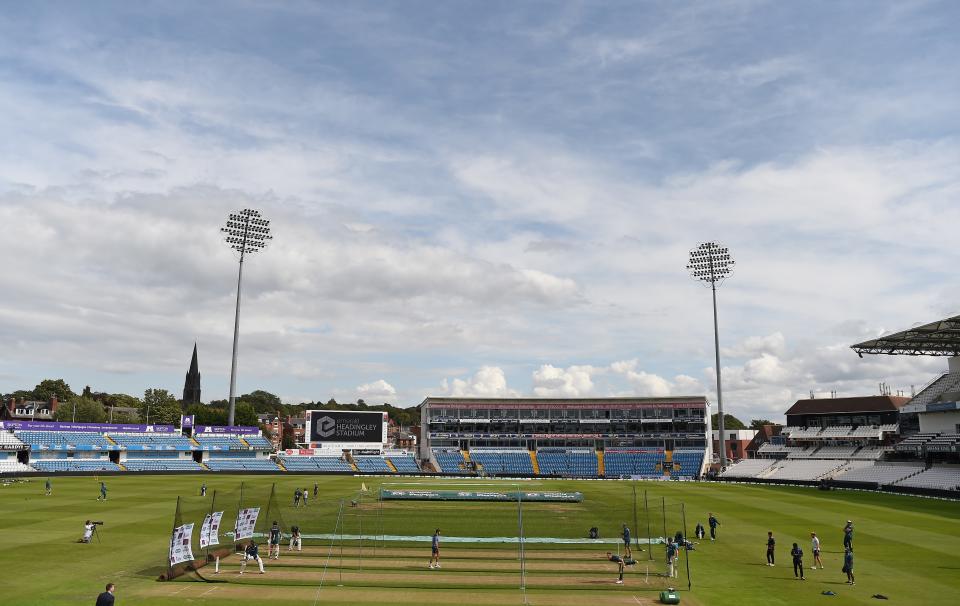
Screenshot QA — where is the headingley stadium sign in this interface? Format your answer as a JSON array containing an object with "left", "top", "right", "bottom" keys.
[{"left": 307, "top": 410, "right": 386, "bottom": 443}]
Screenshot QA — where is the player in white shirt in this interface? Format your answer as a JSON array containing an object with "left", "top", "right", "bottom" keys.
[{"left": 810, "top": 532, "right": 823, "bottom": 570}]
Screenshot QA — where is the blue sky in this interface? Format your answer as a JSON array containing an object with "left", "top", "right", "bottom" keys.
[{"left": 0, "top": 1, "right": 958, "bottom": 421}]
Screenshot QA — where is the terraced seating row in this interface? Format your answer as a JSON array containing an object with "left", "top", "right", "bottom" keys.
[
  {"left": 123, "top": 459, "right": 205, "bottom": 472},
  {"left": 243, "top": 435, "right": 273, "bottom": 449},
  {"left": 353, "top": 456, "right": 392, "bottom": 473},
  {"left": 604, "top": 451, "right": 663, "bottom": 477},
  {"left": 16, "top": 431, "right": 115, "bottom": 450},
  {"left": 193, "top": 435, "right": 247, "bottom": 450},
  {"left": 0, "top": 460, "right": 34, "bottom": 473},
  {"left": 433, "top": 450, "right": 466, "bottom": 473},
  {"left": 387, "top": 455, "right": 420, "bottom": 472},
  {"left": 671, "top": 450, "right": 704, "bottom": 477},
  {"left": 469, "top": 450, "right": 534, "bottom": 475},
  {"left": 204, "top": 458, "right": 280, "bottom": 471},
  {"left": 108, "top": 433, "right": 195, "bottom": 450},
  {"left": 536, "top": 450, "right": 598, "bottom": 477},
  {"left": 32, "top": 459, "right": 121, "bottom": 472},
  {"left": 895, "top": 466, "right": 960, "bottom": 491},
  {"left": 279, "top": 456, "right": 353, "bottom": 472}
]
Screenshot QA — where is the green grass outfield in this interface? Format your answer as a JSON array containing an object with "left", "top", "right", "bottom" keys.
[{"left": 1, "top": 474, "right": 957, "bottom": 605}]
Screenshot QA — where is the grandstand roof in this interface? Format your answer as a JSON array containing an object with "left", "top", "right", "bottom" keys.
[
  {"left": 784, "top": 395, "right": 910, "bottom": 416},
  {"left": 851, "top": 314, "right": 960, "bottom": 356},
  {"left": 420, "top": 396, "right": 708, "bottom": 409}
]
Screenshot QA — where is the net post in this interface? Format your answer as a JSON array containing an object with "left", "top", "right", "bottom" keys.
[
  {"left": 645, "top": 490, "right": 653, "bottom": 561},
  {"left": 632, "top": 481, "right": 639, "bottom": 556},
  {"left": 661, "top": 496, "right": 668, "bottom": 573},
  {"left": 358, "top": 488, "right": 363, "bottom": 572},
  {"left": 164, "top": 495, "right": 182, "bottom": 580},
  {"left": 682, "top": 502, "right": 692, "bottom": 590}
]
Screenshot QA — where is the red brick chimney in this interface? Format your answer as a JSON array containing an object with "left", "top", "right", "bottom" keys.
[
  {"left": 49, "top": 396, "right": 59, "bottom": 413},
  {"left": 6, "top": 398, "right": 14, "bottom": 416}
]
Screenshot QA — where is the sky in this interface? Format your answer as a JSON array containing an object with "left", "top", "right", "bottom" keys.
[{"left": 1, "top": 1, "right": 958, "bottom": 422}]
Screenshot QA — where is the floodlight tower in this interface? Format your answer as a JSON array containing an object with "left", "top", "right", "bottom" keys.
[
  {"left": 221, "top": 209, "right": 272, "bottom": 426},
  {"left": 686, "top": 242, "right": 735, "bottom": 469}
]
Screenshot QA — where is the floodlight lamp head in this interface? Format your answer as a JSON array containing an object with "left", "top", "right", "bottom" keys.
[
  {"left": 686, "top": 241, "right": 735, "bottom": 285},
  {"left": 221, "top": 208, "right": 273, "bottom": 255}
]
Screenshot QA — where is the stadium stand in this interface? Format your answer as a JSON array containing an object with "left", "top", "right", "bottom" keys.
[
  {"left": 0, "top": 460, "right": 34, "bottom": 473},
  {"left": 108, "top": 433, "right": 195, "bottom": 450},
  {"left": 895, "top": 465, "right": 960, "bottom": 491},
  {"left": 353, "top": 456, "right": 392, "bottom": 473},
  {"left": 671, "top": 449, "right": 704, "bottom": 477},
  {"left": 762, "top": 459, "right": 846, "bottom": 481},
  {"left": 386, "top": 454, "right": 420, "bottom": 472},
  {"left": 123, "top": 459, "right": 205, "bottom": 472},
  {"left": 243, "top": 435, "right": 273, "bottom": 449},
  {"left": 925, "top": 434, "right": 960, "bottom": 453},
  {"left": 895, "top": 433, "right": 939, "bottom": 454},
  {"left": 720, "top": 459, "right": 776, "bottom": 478},
  {"left": 32, "top": 459, "right": 121, "bottom": 472},
  {"left": 832, "top": 462, "right": 924, "bottom": 485},
  {"left": 16, "top": 431, "right": 115, "bottom": 450},
  {"left": 432, "top": 449, "right": 466, "bottom": 473},
  {"left": 279, "top": 456, "right": 353, "bottom": 472},
  {"left": 604, "top": 450, "right": 663, "bottom": 477},
  {"left": 204, "top": 458, "right": 281, "bottom": 471},
  {"left": 0, "top": 432, "right": 26, "bottom": 449},
  {"left": 535, "top": 449, "right": 599, "bottom": 477},
  {"left": 469, "top": 450, "right": 535, "bottom": 475},
  {"left": 193, "top": 435, "right": 247, "bottom": 450}
]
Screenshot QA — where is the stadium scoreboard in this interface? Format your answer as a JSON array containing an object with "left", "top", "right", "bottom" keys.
[{"left": 306, "top": 409, "right": 387, "bottom": 449}]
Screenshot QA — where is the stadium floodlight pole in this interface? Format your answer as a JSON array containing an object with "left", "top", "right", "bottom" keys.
[
  {"left": 221, "top": 209, "right": 273, "bottom": 426},
  {"left": 687, "top": 241, "right": 735, "bottom": 469}
]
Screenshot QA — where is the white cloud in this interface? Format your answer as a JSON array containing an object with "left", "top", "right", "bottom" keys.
[
  {"left": 355, "top": 379, "right": 397, "bottom": 402},
  {"left": 532, "top": 364, "right": 597, "bottom": 397},
  {"left": 441, "top": 366, "right": 517, "bottom": 397}
]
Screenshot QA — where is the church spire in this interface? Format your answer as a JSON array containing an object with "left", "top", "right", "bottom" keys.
[{"left": 183, "top": 343, "right": 201, "bottom": 404}]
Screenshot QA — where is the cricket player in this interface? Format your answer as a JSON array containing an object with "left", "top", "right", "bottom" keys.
[
  {"left": 268, "top": 521, "right": 282, "bottom": 559},
  {"left": 606, "top": 552, "right": 634, "bottom": 584},
  {"left": 708, "top": 513, "right": 719, "bottom": 540},
  {"left": 843, "top": 548, "right": 855, "bottom": 585},
  {"left": 666, "top": 539, "right": 678, "bottom": 578},
  {"left": 45, "top": 478, "right": 52, "bottom": 496},
  {"left": 301, "top": 487, "right": 308, "bottom": 506},
  {"left": 240, "top": 541, "right": 265, "bottom": 574},
  {"left": 293, "top": 488, "right": 301, "bottom": 507},
  {"left": 622, "top": 524, "right": 632, "bottom": 558},
  {"left": 98, "top": 482, "right": 108, "bottom": 501},
  {"left": 811, "top": 532, "right": 823, "bottom": 570},
  {"left": 843, "top": 520, "right": 854, "bottom": 550},
  {"left": 289, "top": 525, "right": 302, "bottom": 551},
  {"left": 766, "top": 531, "right": 776, "bottom": 566},
  {"left": 429, "top": 528, "right": 441, "bottom": 569},
  {"left": 791, "top": 542, "right": 805, "bottom": 580}
]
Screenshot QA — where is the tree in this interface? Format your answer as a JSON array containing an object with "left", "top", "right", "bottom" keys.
[
  {"left": 233, "top": 402, "right": 258, "bottom": 427},
  {"left": 142, "top": 389, "right": 183, "bottom": 425},
  {"left": 183, "top": 403, "right": 228, "bottom": 426},
  {"left": 33, "top": 379, "right": 76, "bottom": 402},
  {"left": 54, "top": 397, "right": 107, "bottom": 423},
  {"left": 750, "top": 419, "right": 779, "bottom": 429},
  {"left": 711, "top": 413, "right": 746, "bottom": 430},
  {"left": 238, "top": 390, "right": 282, "bottom": 413}
]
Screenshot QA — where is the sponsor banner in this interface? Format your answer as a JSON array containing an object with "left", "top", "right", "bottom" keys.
[
  {"left": 0, "top": 442, "right": 29, "bottom": 451},
  {"left": 169, "top": 523, "right": 195, "bottom": 566},
  {"left": 381, "top": 489, "right": 583, "bottom": 503},
  {"left": 430, "top": 401, "right": 706, "bottom": 411},
  {"left": 180, "top": 415, "right": 195, "bottom": 428},
  {"left": 234, "top": 507, "right": 260, "bottom": 540},
  {"left": 0, "top": 420, "right": 175, "bottom": 433},
  {"left": 195, "top": 425, "right": 261, "bottom": 435},
  {"left": 284, "top": 448, "right": 316, "bottom": 456},
  {"left": 926, "top": 401, "right": 960, "bottom": 412},
  {"left": 200, "top": 511, "right": 223, "bottom": 548},
  {"left": 307, "top": 410, "right": 386, "bottom": 443}
]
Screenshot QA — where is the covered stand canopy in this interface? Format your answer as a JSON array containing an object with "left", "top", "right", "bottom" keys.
[{"left": 851, "top": 314, "right": 960, "bottom": 357}]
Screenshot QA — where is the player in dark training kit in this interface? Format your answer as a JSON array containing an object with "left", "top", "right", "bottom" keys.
[
  {"left": 791, "top": 542, "right": 805, "bottom": 580},
  {"left": 708, "top": 513, "right": 719, "bottom": 540},
  {"left": 268, "top": 521, "right": 282, "bottom": 559},
  {"left": 766, "top": 531, "right": 776, "bottom": 566},
  {"left": 606, "top": 552, "right": 636, "bottom": 584}
]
